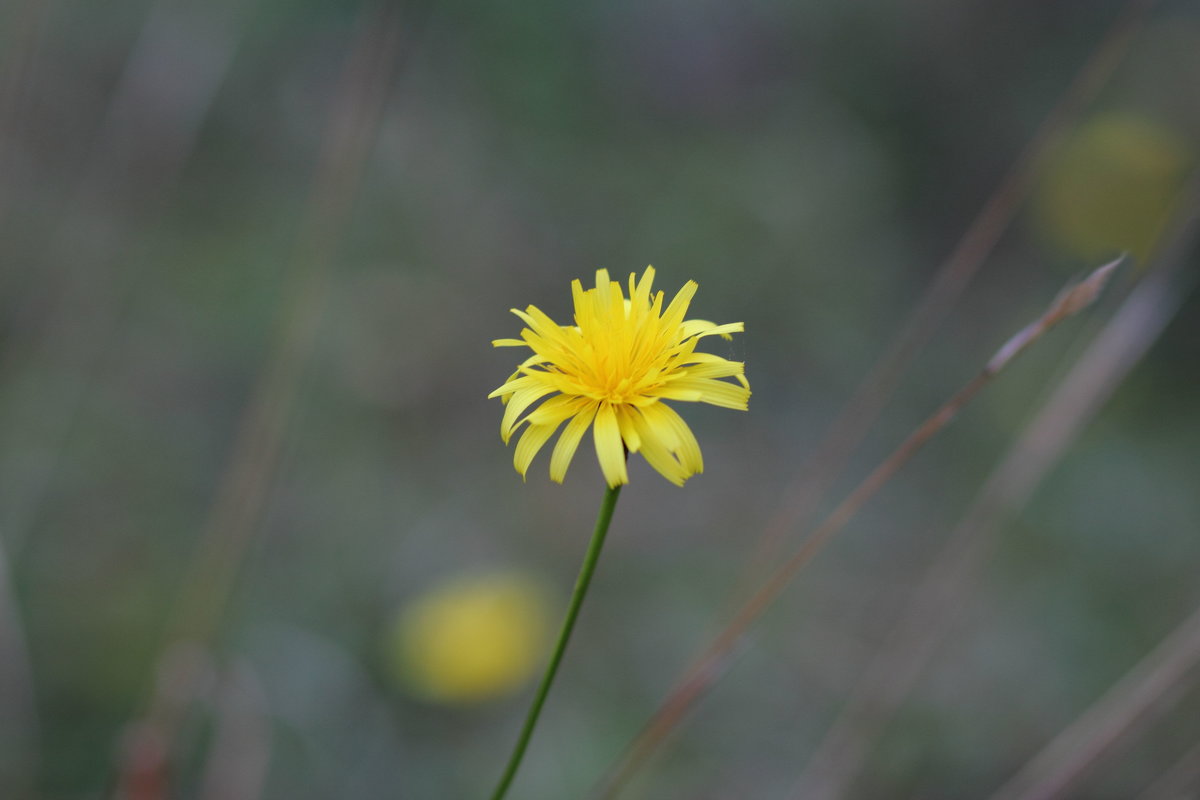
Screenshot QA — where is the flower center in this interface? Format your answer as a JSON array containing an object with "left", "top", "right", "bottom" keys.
[{"left": 604, "top": 376, "right": 634, "bottom": 403}]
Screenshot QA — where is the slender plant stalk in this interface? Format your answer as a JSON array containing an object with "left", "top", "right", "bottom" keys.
[
  {"left": 490, "top": 484, "right": 622, "bottom": 800},
  {"left": 791, "top": 175, "right": 1200, "bottom": 800},
  {"left": 112, "top": 10, "right": 404, "bottom": 796},
  {"left": 590, "top": 261, "right": 1119, "bottom": 799},
  {"left": 734, "top": 0, "right": 1155, "bottom": 592},
  {"left": 987, "top": 602, "right": 1200, "bottom": 800}
]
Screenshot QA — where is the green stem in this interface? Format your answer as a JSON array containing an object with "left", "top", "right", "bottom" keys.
[{"left": 489, "top": 484, "right": 622, "bottom": 800}]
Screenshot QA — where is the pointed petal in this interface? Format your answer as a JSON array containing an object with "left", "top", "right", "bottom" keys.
[
  {"left": 650, "top": 387, "right": 703, "bottom": 402},
  {"left": 488, "top": 374, "right": 537, "bottom": 400},
  {"left": 593, "top": 269, "right": 612, "bottom": 319},
  {"left": 571, "top": 279, "right": 594, "bottom": 331},
  {"left": 524, "top": 305, "right": 570, "bottom": 341},
  {"left": 500, "top": 383, "right": 557, "bottom": 441},
  {"left": 514, "top": 419, "right": 565, "bottom": 478},
  {"left": 592, "top": 402, "right": 628, "bottom": 487},
  {"left": 680, "top": 320, "right": 744, "bottom": 340},
  {"left": 629, "top": 407, "right": 688, "bottom": 486},
  {"left": 655, "top": 378, "right": 749, "bottom": 409},
  {"left": 675, "top": 351, "right": 737, "bottom": 366},
  {"left": 659, "top": 280, "right": 698, "bottom": 332},
  {"left": 516, "top": 352, "right": 549, "bottom": 370},
  {"left": 512, "top": 307, "right": 569, "bottom": 349},
  {"left": 522, "top": 393, "right": 579, "bottom": 427},
  {"left": 615, "top": 404, "right": 642, "bottom": 453},
  {"left": 548, "top": 401, "right": 598, "bottom": 482},
  {"left": 637, "top": 265, "right": 655, "bottom": 296},
  {"left": 676, "top": 361, "right": 746, "bottom": 381},
  {"left": 640, "top": 401, "right": 703, "bottom": 475}
]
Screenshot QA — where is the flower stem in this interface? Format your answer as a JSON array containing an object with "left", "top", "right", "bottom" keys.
[{"left": 489, "top": 484, "right": 622, "bottom": 800}]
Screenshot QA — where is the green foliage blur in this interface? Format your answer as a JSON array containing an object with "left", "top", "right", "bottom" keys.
[{"left": 1, "top": 0, "right": 1198, "bottom": 798}]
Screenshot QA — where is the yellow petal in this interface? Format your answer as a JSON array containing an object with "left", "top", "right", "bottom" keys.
[
  {"left": 516, "top": 352, "right": 548, "bottom": 370},
  {"left": 615, "top": 405, "right": 642, "bottom": 453},
  {"left": 656, "top": 378, "right": 749, "bottom": 410},
  {"left": 523, "top": 305, "right": 571, "bottom": 342},
  {"left": 675, "top": 351, "right": 731, "bottom": 365},
  {"left": 570, "top": 279, "right": 591, "bottom": 327},
  {"left": 549, "top": 401, "right": 598, "bottom": 482},
  {"left": 514, "top": 420, "right": 565, "bottom": 478},
  {"left": 592, "top": 269, "right": 612, "bottom": 322},
  {"left": 651, "top": 386, "right": 702, "bottom": 402},
  {"left": 640, "top": 401, "right": 703, "bottom": 475},
  {"left": 592, "top": 403, "right": 628, "bottom": 487},
  {"left": 629, "top": 408, "right": 689, "bottom": 486},
  {"left": 658, "top": 280, "right": 698, "bottom": 332},
  {"left": 677, "top": 362, "right": 745, "bottom": 381},
  {"left": 500, "top": 384, "right": 556, "bottom": 441},
  {"left": 681, "top": 320, "right": 744, "bottom": 340},
  {"left": 488, "top": 374, "right": 538, "bottom": 400},
  {"left": 512, "top": 308, "right": 569, "bottom": 350},
  {"left": 634, "top": 265, "right": 655, "bottom": 304},
  {"left": 522, "top": 394, "right": 580, "bottom": 427}
]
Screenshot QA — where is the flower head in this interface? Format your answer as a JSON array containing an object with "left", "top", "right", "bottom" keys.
[
  {"left": 389, "top": 570, "right": 550, "bottom": 704},
  {"left": 489, "top": 266, "right": 749, "bottom": 487}
]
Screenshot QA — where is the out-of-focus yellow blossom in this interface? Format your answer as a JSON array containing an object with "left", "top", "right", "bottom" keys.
[
  {"left": 390, "top": 571, "right": 550, "bottom": 704},
  {"left": 1034, "top": 113, "right": 1194, "bottom": 263},
  {"left": 489, "top": 266, "right": 750, "bottom": 487}
]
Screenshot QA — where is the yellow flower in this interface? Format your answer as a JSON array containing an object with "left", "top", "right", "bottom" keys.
[
  {"left": 389, "top": 571, "right": 550, "bottom": 704},
  {"left": 489, "top": 266, "right": 749, "bottom": 487}
]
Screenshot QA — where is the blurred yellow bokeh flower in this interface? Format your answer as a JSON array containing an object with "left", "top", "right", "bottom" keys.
[
  {"left": 1035, "top": 113, "right": 1194, "bottom": 263},
  {"left": 489, "top": 266, "right": 750, "bottom": 487},
  {"left": 390, "top": 571, "right": 550, "bottom": 704}
]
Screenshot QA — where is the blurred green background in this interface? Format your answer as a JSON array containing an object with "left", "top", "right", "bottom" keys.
[{"left": 2, "top": 0, "right": 1199, "bottom": 798}]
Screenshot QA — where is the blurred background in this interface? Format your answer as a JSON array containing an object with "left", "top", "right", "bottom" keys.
[{"left": 1, "top": 0, "right": 1199, "bottom": 798}]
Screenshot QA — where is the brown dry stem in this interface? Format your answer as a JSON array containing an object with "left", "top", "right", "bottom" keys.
[
  {"left": 111, "top": 8, "right": 404, "bottom": 799},
  {"left": 789, "top": 174, "right": 1199, "bottom": 800},
  {"left": 987, "top": 605, "right": 1200, "bottom": 800},
  {"left": 590, "top": 259, "right": 1121, "bottom": 799},
  {"left": 735, "top": 0, "right": 1156, "bottom": 595}
]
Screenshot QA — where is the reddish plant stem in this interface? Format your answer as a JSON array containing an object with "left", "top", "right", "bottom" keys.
[{"left": 590, "top": 262, "right": 1120, "bottom": 799}]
